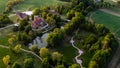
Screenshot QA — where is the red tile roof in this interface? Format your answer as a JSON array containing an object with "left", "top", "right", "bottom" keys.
[
  {"left": 16, "top": 12, "right": 28, "bottom": 19},
  {"left": 31, "top": 16, "right": 46, "bottom": 29}
]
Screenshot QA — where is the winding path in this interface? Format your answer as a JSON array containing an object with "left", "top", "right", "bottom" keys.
[
  {"left": 70, "top": 30, "right": 83, "bottom": 68},
  {"left": 0, "top": 44, "right": 42, "bottom": 61},
  {"left": 0, "top": 24, "right": 14, "bottom": 30}
]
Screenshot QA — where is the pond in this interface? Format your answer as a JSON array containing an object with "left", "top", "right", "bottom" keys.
[{"left": 29, "top": 33, "right": 49, "bottom": 49}]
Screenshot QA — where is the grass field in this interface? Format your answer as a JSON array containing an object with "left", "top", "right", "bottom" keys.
[
  {"left": 0, "top": 47, "right": 41, "bottom": 68},
  {"left": 107, "top": 6, "right": 120, "bottom": 14},
  {"left": 0, "top": 0, "right": 67, "bottom": 13},
  {"left": 55, "top": 44, "right": 76, "bottom": 63},
  {"left": 0, "top": 25, "right": 14, "bottom": 46},
  {"left": 92, "top": 10, "right": 120, "bottom": 37},
  {"left": 0, "top": 0, "right": 9, "bottom": 13},
  {"left": 12, "top": 0, "right": 67, "bottom": 11}
]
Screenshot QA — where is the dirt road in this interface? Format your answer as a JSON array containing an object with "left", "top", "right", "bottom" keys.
[{"left": 100, "top": 9, "right": 120, "bottom": 17}]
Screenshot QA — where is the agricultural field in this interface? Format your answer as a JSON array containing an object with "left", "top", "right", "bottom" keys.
[
  {"left": 12, "top": 0, "right": 67, "bottom": 11},
  {"left": 92, "top": 10, "right": 120, "bottom": 37}
]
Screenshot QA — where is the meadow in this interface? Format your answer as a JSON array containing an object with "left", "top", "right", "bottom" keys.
[
  {"left": 92, "top": 10, "right": 120, "bottom": 37},
  {"left": 0, "top": 25, "right": 13, "bottom": 46},
  {"left": 12, "top": 0, "right": 67, "bottom": 11},
  {"left": 0, "top": 47, "right": 41, "bottom": 68},
  {"left": 0, "top": 0, "right": 67, "bottom": 13},
  {"left": 0, "top": 0, "right": 9, "bottom": 13}
]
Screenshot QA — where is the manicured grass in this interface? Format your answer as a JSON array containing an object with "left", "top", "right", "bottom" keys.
[
  {"left": 92, "top": 10, "right": 120, "bottom": 37},
  {"left": 12, "top": 0, "right": 67, "bottom": 11},
  {"left": 108, "top": 7, "right": 120, "bottom": 14},
  {"left": 0, "top": 0, "right": 67, "bottom": 13},
  {"left": 55, "top": 44, "right": 77, "bottom": 64},
  {"left": 0, "top": 47, "right": 9, "bottom": 68},
  {"left": 0, "top": 0, "right": 9, "bottom": 13},
  {"left": 0, "top": 26, "right": 14, "bottom": 46},
  {"left": 0, "top": 47, "right": 41, "bottom": 68}
]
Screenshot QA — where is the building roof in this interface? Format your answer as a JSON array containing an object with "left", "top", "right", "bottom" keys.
[
  {"left": 31, "top": 16, "right": 46, "bottom": 29},
  {"left": 16, "top": 12, "right": 28, "bottom": 19}
]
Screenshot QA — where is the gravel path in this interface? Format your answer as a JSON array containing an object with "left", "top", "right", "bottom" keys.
[
  {"left": 70, "top": 37, "right": 83, "bottom": 68},
  {"left": 70, "top": 30, "right": 83, "bottom": 68},
  {"left": 0, "top": 44, "right": 42, "bottom": 61},
  {"left": 100, "top": 9, "right": 120, "bottom": 17}
]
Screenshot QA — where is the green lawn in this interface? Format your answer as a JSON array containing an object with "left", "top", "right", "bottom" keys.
[
  {"left": 0, "top": 47, "right": 41, "bottom": 68},
  {"left": 0, "top": 0, "right": 9, "bottom": 13},
  {"left": 0, "top": 47, "right": 9, "bottom": 68},
  {"left": 107, "top": 7, "right": 120, "bottom": 14},
  {"left": 0, "top": 0, "right": 67, "bottom": 13},
  {"left": 12, "top": 0, "right": 67, "bottom": 11},
  {"left": 92, "top": 10, "right": 120, "bottom": 37},
  {"left": 0, "top": 25, "right": 14, "bottom": 46},
  {"left": 55, "top": 44, "right": 76, "bottom": 64}
]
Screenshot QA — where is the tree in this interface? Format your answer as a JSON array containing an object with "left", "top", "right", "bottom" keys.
[
  {"left": 52, "top": 52, "right": 63, "bottom": 62},
  {"left": 69, "top": 64, "right": 80, "bottom": 68},
  {"left": 85, "top": 34, "right": 96, "bottom": 45},
  {"left": 55, "top": 65, "right": 65, "bottom": 68},
  {"left": 66, "top": 10, "right": 75, "bottom": 20},
  {"left": 24, "top": 58, "right": 34, "bottom": 68},
  {"left": 8, "top": 37, "right": 15, "bottom": 45},
  {"left": 0, "top": 14, "right": 12, "bottom": 27},
  {"left": 28, "top": 30, "right": 35, "bottom": 39},
  {"left": 33, "top": 8, "right": 41, "bottom": 15},
  {"left": 2, "top": 55, "right": 10, "bottom": 66},
  {"left": 40, "top": 47, "right": 49, "bottom": 58},
  {"left": 12, "top": 62, "right": 22, "bottom": 68},
  {"left": 95, "top": 24, "right": 109, "bottom": 36},
  {"left": 13, "top": 44, "right": 21, "bottom": 53},
  {"left": 24, "top": 25, "right": 32, "bottom": 34},
  {"left": 40, "top": 12, "right": 47, "bottom": 19},
  {"left": 88, "top": 61, "right": 99, "bottom": 68},
  {"left": 46, "top": 28, "right": 63, "bottom": 47},
  {"left": 18, "top": 19, "right": 28, "bottom": 31},
  {"left": 53, "top": 14, "right": 61, "bottom": 22},
  {"left": 41, "top": 58, "right": 50, "bottom": 68},
  {"left": 31, "top": 45, "right": 38, "bottom": 54},
  {"left": 17, "top": 32, "right": 30, "bottom": 45},
  {"left": 53, "top": 14, "right": 61, "bottom": 28},
  {"left": 46, "top": 16, "right": 55, "bottom": 26}
]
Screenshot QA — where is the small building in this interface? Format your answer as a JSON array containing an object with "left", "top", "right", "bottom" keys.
[
  {"left": 16, "top": 12, "right": 29, "bottom": 20},
  {"left": 31, "top": 16, "right": 48, "bottom": 30}
]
